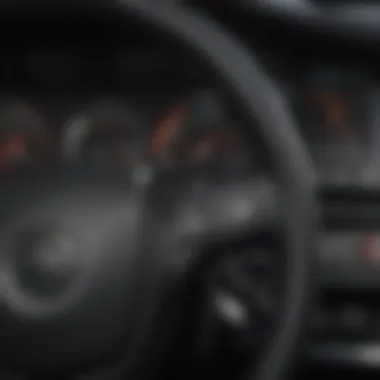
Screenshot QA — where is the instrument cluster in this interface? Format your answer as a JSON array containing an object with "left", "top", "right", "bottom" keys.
[{"left": 0, "top": 92, "right": 253, "bottom": 176}]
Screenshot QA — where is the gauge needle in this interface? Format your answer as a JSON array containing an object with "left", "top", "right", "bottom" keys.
[{"left": 151, "top": 105, "right": 187, "bottom": 156}]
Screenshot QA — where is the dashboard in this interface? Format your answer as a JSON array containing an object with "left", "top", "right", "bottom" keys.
[{"left": 2, "top": 40, "right": 378, "bottom": 190}]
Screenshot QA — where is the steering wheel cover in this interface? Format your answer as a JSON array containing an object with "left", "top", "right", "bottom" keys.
[{"left": 111, "top": 2, "right": 317, "bottom": 379}]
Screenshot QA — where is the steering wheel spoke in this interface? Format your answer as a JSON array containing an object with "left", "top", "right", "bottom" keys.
[
  {"left": 151, "top": 173, "right": 278, "bottom": 249},
  {"left": 200, "top": 243, "right": 282, "bottom": 341}
]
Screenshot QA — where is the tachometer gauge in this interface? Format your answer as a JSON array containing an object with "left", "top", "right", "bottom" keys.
[
  {"left": 62, "top": 101, "right": 146, "bottom": 170},
  {"left": 0, "top": 102, "right": 53, "bottom": 171},
  {"left": 151, "top": 92, "right": 252, "bottom": 174}
]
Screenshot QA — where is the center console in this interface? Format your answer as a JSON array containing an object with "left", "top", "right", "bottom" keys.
[{"left": 309, "top": 190, "right": 380, "bottom": 367}]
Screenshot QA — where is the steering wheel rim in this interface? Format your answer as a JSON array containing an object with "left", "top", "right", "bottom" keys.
[
  {"left": 0, "top": 3, "right": 317, "bottom": 380},
  {"left": 112, "top": 2, "right": 318, "bottom": 379}
]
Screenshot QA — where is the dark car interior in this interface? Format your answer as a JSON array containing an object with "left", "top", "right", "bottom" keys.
[{"left": 1, "top": 0, "right": 380, "bottom": 379}]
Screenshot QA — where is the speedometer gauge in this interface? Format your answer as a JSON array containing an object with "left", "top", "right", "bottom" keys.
[{"left": 62, "top": 101, "right": 147, "bottom": 170}]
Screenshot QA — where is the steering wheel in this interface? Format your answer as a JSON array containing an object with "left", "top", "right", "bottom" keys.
[{"left": 0, "top": 2, "right": 317, "bottom": 380}]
